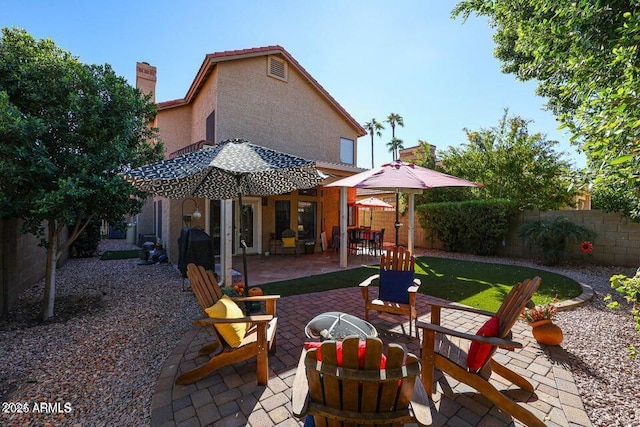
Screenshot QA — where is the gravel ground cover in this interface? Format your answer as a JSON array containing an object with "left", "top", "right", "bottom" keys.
[
  {"left": 1, "top": 240, "right": 639, "bottom": 426},
  {"left": 0, "top": 240, "right": 200, "bottom": 427}
]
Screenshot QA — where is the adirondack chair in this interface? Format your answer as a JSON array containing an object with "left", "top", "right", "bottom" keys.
[
  {"left": 291, "top": 336, "right": 432, "bottom": 426},
  {"left": 175, "top": 263, "right": 280, "bottom": 385},
  {"left": 359, "top": 246, "right": 421, "bottom": 337},
  {"left": 416, "top": 276, "right": 544, "bottom": 427}
]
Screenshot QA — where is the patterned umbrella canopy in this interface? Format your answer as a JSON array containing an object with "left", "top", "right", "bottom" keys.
[
  {"left": 122, "top": 138, "right": 323, "bottom": 200},
  {"left": 122, "top": 138, "right": 324, "bottom": 291}
]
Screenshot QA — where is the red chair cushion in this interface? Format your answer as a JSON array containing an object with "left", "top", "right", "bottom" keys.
[
  {"left": 466, "top": 316, "right": 500, "bottom": 371},
  {"left": 304, "top": 341, "right": 386, "bottom": 368}
]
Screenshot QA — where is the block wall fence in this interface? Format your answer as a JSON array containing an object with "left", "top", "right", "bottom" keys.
[
  {"left": 360, "top": 208, "right": 640, "bottom": 268},
  {"left": 1, "top": 219, "right": 68, "bottom": 317}
]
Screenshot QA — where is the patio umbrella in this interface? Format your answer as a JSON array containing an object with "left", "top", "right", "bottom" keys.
[
  {"left": 327, "top": 160, "right": 482, "bottom": 250},
  {"left": 121, "top": 138, "right": 324, "bottom": 292},
  {"left": 354, "top": 197, "right": 394, "bottom": 227}
]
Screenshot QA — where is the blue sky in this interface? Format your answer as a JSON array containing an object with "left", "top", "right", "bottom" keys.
[{"left": 3, "top": 0, "right": 585, "bottom": 169}]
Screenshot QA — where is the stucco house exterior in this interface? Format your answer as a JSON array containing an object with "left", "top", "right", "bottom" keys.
[{"left": 134, "top": 46, "right": 366, "bottom": 279}]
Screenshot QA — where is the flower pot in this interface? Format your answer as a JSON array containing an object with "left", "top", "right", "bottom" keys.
[{"left": 530, "top": 319, "right": 563, "bottom": 345}]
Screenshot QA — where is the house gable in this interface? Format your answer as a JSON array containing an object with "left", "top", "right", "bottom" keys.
[{"left": 157, "top": 46, "right": 365, "bottom": 141}]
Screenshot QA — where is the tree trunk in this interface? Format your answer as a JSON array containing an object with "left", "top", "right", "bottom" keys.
[
  {"left": 371, "top": 132, "right": 374, "bottom": 169},
  {"left": 42, "top": 219, "right": 58, "bottom": 320},
  {"left": 40, "top": 217, "right": 89, "bottom": 320}
]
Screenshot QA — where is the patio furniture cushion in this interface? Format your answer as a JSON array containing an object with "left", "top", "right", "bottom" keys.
[
  {"left": 204, "top": 295, "right": 249, "bottom": 348},
  {"left": 304, "top": 340, "right": 387, "bottom": 368},
  {"left": 378, "top": 269, "right": 415, "bottom": 305},
  {"left": 282, "top": 237, "right": 296, "bottom": 247},
  {"left": 466, "top": 315, "right": 500, "bottom": 371}
]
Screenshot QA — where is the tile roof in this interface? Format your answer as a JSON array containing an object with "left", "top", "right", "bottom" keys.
[
  {"left": 167, "top": 140, "right": 214, "bottom": 158},
  {"left": 157, "top": 45, "right": 366, "bottom": 136}
]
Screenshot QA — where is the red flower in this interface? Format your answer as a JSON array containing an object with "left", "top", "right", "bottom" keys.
[{"left": 580, "top": 241, "right": 593, "bottom": 254}]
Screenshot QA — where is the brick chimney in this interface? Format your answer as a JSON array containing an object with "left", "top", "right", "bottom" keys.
[{"left": 136, "top": 62, "right": 157, "bottom": 102}]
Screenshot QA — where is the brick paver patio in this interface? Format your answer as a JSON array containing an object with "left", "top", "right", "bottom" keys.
[{"left": 150, "top": 279, "right": 593, "bottom": 427}]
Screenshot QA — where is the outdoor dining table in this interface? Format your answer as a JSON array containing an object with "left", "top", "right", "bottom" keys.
[{"left": 348, "top": 228, "right": 383, "bottom": 256}]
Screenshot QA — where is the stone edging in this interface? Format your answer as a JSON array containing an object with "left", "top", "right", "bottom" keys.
[{"left": 556, "top": 282, "right": 594, "bottom": 311}]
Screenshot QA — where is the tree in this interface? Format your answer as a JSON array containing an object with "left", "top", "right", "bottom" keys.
[
  {"left": 439, "top": 110, "right": 579, "bottom": 210},
  {"left": 385, "top": 113, "right": 404, "bottom": 160},
  {"left": 363, "top": 118, "right": 385, "bottom": 168},
  {"left": 386, "top": 137, "right": 404, "bottom": 161},
  {"left": 452, "top": 1, "right": 640, "bottom": 221},
  {"left": 413, "top": 140, "right": 474, "bottom": 204},
  {"left": 0, "top": 28, "right": 163, "bottom": 320},
  {"left": 414, "top": 139, "right": 436, "bottom": 168}
]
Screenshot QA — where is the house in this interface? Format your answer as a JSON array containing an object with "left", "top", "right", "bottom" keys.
[{"left": 134, "top": 46, "right": 366, "bottom": 279}]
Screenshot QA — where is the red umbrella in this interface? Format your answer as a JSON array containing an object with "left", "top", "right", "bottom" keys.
[
  {"left": 327, "top": 161, "right": 482, "bottom": 250},
  {"left": 354, "top": 197, "right": 394, "bottom": 227}
]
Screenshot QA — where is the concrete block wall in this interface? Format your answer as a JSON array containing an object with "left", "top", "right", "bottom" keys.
[
  {"left": 496, "top": 210, "right": 640, "bottom": 267},
  {"left": 1, "top": 219, "right": 48, "bottom": 316},
  {"left": 366, "top": 208, "right": 640, "bottom": 267},
  {"left": 359, "top": 210, "right": 441, "bottom": 250}
]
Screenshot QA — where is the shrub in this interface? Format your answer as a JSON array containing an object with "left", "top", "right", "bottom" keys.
[
  {"left": 605, "top": 270, "right": 640, "bottom": 359},
  {"left": 70, "top": 218, "right": 101, "bottom": 257},
  {"left": 518, "top": 216, "right": 596, "bottom": 265},
  {"left": 417, "top": 199, "right": 518, "bottom": 255}
]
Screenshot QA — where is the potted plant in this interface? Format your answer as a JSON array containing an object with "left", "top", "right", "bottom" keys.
[{"left": 520, "top": 297, "right": 563, "bottom": 345}]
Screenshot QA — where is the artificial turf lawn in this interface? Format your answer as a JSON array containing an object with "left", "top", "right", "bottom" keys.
[
  {"left": 260, "top": 256, "right": 582, "bottom": 312},
  {"left": 99, "top": 249, "right": 140, "bottom": 260}
]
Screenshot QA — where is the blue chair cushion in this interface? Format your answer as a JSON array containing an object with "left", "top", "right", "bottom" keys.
[{"left": 378, "top": 269, "right": 415, "bottom": 304}]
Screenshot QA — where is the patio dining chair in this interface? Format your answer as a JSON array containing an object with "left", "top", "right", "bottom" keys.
[
  {"left": 330, "top": 225, "right": 340, "bottom": 251},
  {"left": 416, "top": 276, "right": 544, "bottom": 427}
]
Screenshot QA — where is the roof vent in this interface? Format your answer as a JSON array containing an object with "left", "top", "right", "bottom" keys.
[{"left": 267, "top": 55, "right": 288, "bottom": 82}]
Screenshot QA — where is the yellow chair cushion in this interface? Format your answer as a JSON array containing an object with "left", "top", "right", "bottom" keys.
[
  {"left": 282, "top": 237, "right": 296, "bottom": 248},
  {"left": 204, "top": 295, "right": 248, "bottom": 348}
]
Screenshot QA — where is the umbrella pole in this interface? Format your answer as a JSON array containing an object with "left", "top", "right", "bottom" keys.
[
  {"left": 395, "top": 191, "right": 400, "bottom": 247},
  {"left": 237, "top": 191, "right": 249, "bottom": 297}
]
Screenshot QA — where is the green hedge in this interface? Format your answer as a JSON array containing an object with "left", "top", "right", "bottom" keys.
[{"left": 417, "top": 199, "right": 518, "bottom": 255}]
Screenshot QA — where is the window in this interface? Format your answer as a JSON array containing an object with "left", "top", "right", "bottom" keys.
[
  {"left": 348, "top": 205, "right": 356, "bottom": 227},
  {"left": 340, "top": 138, "right": 354, "bottom": 164},
  {"left": 297, "top": 201, "right": 317, "bottom": 240},
  {"left": 206, "top": 111, "right": 215, "bottom": 142},
  {"left": 275, "top": 200, "right": 290, "bottom": 239},
  {"left": 267, "top": 56, "right": 288, "bottom": 82}
]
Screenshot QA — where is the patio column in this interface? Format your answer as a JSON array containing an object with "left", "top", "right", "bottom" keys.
[
  {"left": 340, "top": 186, "right": 348, "bottom": 268},
  {"left": 408, "top": 192, "right": 415, "bottom": 255}
]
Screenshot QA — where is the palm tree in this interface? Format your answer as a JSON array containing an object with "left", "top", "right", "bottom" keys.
[
  {"left": 363, "top": 118, "right": 385, "bottom": 168},
  {"left": 386, "top": 137, "right": 404, "bottom": 161},
  {"left": 385, "top": 113, "right": 404, "bottom": 160}
]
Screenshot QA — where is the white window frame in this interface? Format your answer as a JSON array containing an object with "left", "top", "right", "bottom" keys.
[{"left": 340, "top": 137, "right": 354, "bottom": 164}]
